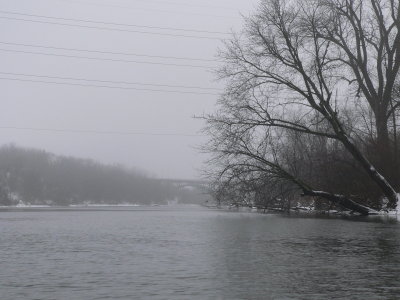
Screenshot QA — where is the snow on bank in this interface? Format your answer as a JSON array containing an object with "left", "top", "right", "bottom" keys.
[
  {"left": 375, "top": 193, "right": 400, "bottom": 215},
  {"left": 14, "top": 202, "right": 51, "bottom": 208},
  {"left": 69, "top": 203, "right": 142, "bottom": 207}
]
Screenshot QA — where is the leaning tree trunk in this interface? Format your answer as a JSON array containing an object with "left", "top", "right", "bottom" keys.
[
  {"left": 280, "top": 165, "right": 378, "bottom": 215},
  {"left": 337, "top": 130, "right": 398, "bottom": 209},
  {"left": 301, "top": 190, "right": 377, "bottom": 216},
  {"left": 323, "top": 106, "right": 398, "bottom": 209}
]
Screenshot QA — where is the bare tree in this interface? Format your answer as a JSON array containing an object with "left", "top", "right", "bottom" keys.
[
  {"left": 207, "top": 0, "right": 399, "bottom": 209},
  {"left": 203, "top": 112, "right": 375, "bottom": 214}
]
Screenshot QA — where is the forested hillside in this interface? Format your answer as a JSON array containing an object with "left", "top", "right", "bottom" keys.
[{"left": 0, "top": 145, "right": 207, "bottom": 206}]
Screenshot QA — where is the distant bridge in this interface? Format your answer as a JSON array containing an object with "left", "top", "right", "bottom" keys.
[{"left": 157, "top": 178, "right": 209, "bottom": 189}]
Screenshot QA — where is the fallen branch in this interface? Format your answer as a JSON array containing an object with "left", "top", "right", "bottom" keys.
[{"left": 301, "top": 190, "right": 377, "bottom": 216}]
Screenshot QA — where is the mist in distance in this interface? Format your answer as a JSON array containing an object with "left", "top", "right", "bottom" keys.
[
  {"left": 0, "top": 144, "right": 210, "bottom": 206},
  {"left": 0, "top": 0, "right": 256, "bottom": 179}
]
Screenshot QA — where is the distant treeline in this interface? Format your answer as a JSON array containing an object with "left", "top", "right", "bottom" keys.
[{"left": 0, "top": 145, "right": 208, "bottom": 206}]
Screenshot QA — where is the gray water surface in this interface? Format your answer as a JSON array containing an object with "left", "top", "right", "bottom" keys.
[{"left": 1, "top": 206, "right": 400, "bottom": 299}]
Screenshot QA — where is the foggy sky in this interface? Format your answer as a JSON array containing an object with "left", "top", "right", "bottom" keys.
[{"left": 0, "top": 0, "right": 257, "bottom": 179}]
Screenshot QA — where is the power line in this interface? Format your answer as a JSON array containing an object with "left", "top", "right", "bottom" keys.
[
  {"left": 113, "top": 0, "right": 236, "bottom": 10},
  {"left": 53, "top": 0, "right": 239, "bottom": 19},
  {"left": 0, "top": 41, "right": 220, "bottom": 63},
  {"left": 0, "top": 48, "right": 213, "bottom": 69},
  {"left": 0, "top": 71, "right": 222, "bottom": 91},
  {"left": 0, "top": 77, "right": 221, "bottom": 96},
  {"left": 0, "top": 10, "right": 230, "bottom": 35},
  {"left": 0, "top": 16, "right": 225, "bottom": 40},
  {"left": 0, "top": 126, "right": 206, "bottom": 137}
]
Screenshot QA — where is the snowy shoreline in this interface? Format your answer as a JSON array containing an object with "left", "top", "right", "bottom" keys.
[
  {"left": 0, "top": 203, "right": 162, "bottom": 209},
  {"left": 216, "top": 205, "right": 399, "bottom": 219}
]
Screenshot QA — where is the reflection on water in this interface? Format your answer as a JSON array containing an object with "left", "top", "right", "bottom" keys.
[{"left": 0, "top": 206, "right": 399, "bottom": 300}]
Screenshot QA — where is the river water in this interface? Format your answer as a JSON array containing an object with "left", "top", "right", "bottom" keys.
[{"left": 1, "top": 205, "right": 400, "bottom": 299}]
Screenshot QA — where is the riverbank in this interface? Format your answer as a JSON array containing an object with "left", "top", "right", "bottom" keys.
[{"left": 215, "top": 205, "right": 400, "bottom": 221}]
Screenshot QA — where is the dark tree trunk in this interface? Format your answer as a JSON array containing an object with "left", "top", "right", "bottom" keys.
[
  {"left": 375, "top": 113, "right": 396, "bottom": 182},
  {"left": 301, "top": 190, "right": 376, "bottom": 216}
]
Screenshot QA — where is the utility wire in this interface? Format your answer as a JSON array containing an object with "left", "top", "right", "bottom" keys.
[
  {"left": 0, "top": 10, "right": 230, "bottom": 35},
  {"left": 0, "top": 48, "right": 213, "bottom": 69},
  {"left": 113, "top": 0, "right": 235, "bottom": 10},
  {"left": 53, "top": 0, "right": 239, "bottom": 19},
  {"left": 0, "top": 77, "right": 221, "bottom": 96},
  {"left": 0, "top": 16, "right": 225, "bottom": 40},
  {"left": 0, "top": 126, "right": 206, "bottom": 137},
  {"left": 0, "top": 72, "right": 222, "bottom": 91},
  {"left": 0, "top": 41, "right": 220, "bottom": 63}
]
